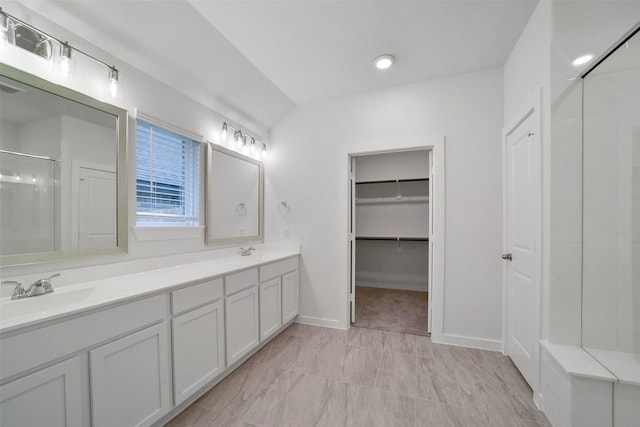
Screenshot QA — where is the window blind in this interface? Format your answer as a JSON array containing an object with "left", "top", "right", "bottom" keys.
[{"left": 136, "top": 121, "right": 199, "bottom": 226}]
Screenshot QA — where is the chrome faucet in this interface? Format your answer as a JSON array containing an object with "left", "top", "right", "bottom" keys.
[
  {"left": 2, "top": 273, "right": 60, "bottom": 299},
  {"left": 240, "top": 247, "right": 256, "bottom": 256},
  {"left": 2, "top": 280, "right": 27, "bottom": 299}
]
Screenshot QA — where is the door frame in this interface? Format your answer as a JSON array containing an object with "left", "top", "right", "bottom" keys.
[
  {"left": 501, "top": 89, "right": 543, "bottom": 396},
  {"left": 346, "top": 137, "right": 445, "bottom": 340}
]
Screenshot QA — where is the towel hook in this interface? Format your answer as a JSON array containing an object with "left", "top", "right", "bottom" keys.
[
  {"left": 235, "top": 202, "right": 247, "bottom": 216},
  {"left": 278, "top": 201, "right": 290, "bottom": 216}
]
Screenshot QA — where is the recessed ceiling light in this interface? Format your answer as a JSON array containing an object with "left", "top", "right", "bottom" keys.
[
  {"left": 374, "top": 54, "right": 395, "bottom": 70},
  {"left": 572, "top": 54, "right": 594, "bottom": 67}
]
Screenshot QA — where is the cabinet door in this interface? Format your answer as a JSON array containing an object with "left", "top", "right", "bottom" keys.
[
  {"left": 225, "top": 286, "right": 259, "bottom": 366},
  {"left": 0, "top": 356, "right": 82, "bottom": 427},
  {"left": 90, "top": 322, "right": 170, "bottom": 427},
  {"left": 282, "top": 270, "right": 299, "bottom": 323},
  {"left": 259, "top": 278, "right": 282, "bottom": 341},
  {"left": 172, "top": 300, "right": 225, "bottom": 405}
]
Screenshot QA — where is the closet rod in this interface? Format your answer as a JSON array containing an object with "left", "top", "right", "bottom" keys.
[
  {"left": 356, "top": 236, "right": 429, "bottom": 242},
  {"left": 356, "top": 178, "right": 429, "bottom": 185}
]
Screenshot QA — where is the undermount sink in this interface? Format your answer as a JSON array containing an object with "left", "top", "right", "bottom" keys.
[{"left": 0, "top": 286, "right": 122, "bottom": 322}]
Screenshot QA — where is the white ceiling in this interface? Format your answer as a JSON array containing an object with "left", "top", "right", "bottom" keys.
[{"left": 14, "top": 0, "right": 538, "bottom": 133}]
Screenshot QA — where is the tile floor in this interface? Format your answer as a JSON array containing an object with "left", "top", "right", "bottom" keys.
[
  {"left": 166, "top": 324, "right": 550, "bottom": 427},
  {"left": 355, "top": 286, "right": 429, "bottom": 336}
]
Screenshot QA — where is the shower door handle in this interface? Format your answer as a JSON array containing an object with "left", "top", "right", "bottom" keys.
[{"left": 502, "top": 253, "right": 512, "bottom": 261}]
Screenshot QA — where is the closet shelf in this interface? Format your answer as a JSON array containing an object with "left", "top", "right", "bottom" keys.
[
  {"left": 356, "top": 236, "right": 429, "bottom": 242},
  {"left": 356, "top": 196, "right": 429, "bottom": 205},
  {"left": 356, "top": 178, "right": 429, "bottom": 185}
]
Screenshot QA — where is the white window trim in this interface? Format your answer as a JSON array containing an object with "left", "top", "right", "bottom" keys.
[{"left": 134, "top": 110, "right": 205, "bottom": 229}]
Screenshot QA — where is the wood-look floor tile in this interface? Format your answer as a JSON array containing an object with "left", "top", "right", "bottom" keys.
[
  {"left": 165, "top": 405, "right": 246, "bottom": 427},
  {"left": 416, "top": 357, "right": 462, "bottom": 406},
  {"left": 415, "top": 398, "right": 466, "bottom": 427},
  {"left": 306, "top": 339, "right": 349, "bottom": 379},
  {"left": 245, "top": 372, "right": 332, "bottom": 427},
  {"left": 250, "top": 333, "right": 298, "bottom": 367},
  {"left": 359, "top": 389, "right": 416, "bottom": 427},
  {"left": 415, "top": 335, "right": 436, "bottom": 359},
  {"left": 344, "top": 327, "right": 385, "bottom": 350},
  {"left": 375, "top": 351, "right": 417, "bottom": 397},
  {"left": 337, "top": 345, "right": 383, "bottom": 386},
  {"left": 196, "top": 362, "right": 287, "bottom": 419},
  {"left": 383, "top": 331, "right": 417, "bottom": 354},
  {"left": 313, "top": 381, "right": 372, "bottom": 427}
]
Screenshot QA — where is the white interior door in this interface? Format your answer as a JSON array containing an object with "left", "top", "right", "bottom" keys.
[
  {"left": 349, "top": 156, "right": 356, "bottom": 324},
  {"left": 504, "top": 99, "right": 541, "bottom": 391},
  {"left": 78, "top": 167, "right": 116, "bottom": 250}
]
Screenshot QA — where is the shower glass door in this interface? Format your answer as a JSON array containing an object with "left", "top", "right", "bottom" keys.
[
  {"left": 0, "top": 151, "right": 58, "bottom": 255},
  {"left": 581, "top": 28, "right": 640, "bottom": 376}
]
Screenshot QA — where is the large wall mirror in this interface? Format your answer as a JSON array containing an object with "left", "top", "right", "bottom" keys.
[
  {"left": 206, "top": 144, "right": 263, "bottom": 244},
  {"left": 0, "top": 64, "right": 128, "bottom": 266}
]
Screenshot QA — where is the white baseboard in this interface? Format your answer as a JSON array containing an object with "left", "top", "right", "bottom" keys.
[
  {"left": 356, "top": 282, "right": 428, "bottom": 292},
  {"left": 432, "top": 332, "right": 503, "bottom": 352},
  {"left": 295, "top": 316, "right": 347, "bottom": 330}
]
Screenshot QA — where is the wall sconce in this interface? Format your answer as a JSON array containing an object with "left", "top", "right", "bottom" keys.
[{"left": 0, "top": 7, "right": 121, "bottom": 98}]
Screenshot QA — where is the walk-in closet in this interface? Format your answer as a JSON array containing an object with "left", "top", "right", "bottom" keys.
[{"left": 350, "top": 149, "right": 431, "bottom": 336}]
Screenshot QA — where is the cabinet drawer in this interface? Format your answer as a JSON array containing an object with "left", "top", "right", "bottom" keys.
[
  {"left": 259, "top": 257, "right": 298, "bottom": 282},
  {"left": 172, "top": 278, "right": 223, "bottom": 315},
  {"left": 225, "top": 268, "right": 258, "bottom": 296}
]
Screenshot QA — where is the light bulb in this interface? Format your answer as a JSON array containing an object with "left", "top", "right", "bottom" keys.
[
  {"left": 235, "top": 131, "right": 243, "bottom": 147},
  {"left": 250, "top": 137, "right": 256, "bottom": 153},
  {"left": 221, "top": 123, "right": 228, "bottom": 142},
  {"left": 59, "top": 42, "right": 72, "bottom": 75},
  {"left": 108, "top": 67, "right": 119, "bottom": 98}
]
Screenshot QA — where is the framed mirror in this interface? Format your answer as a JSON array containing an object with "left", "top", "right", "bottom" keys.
[
  {"left": 206, "top": 144, "right": 263, "bottom": 244},
  {"left": 0, "top": 64, "right": 128, "bottom": 266}
]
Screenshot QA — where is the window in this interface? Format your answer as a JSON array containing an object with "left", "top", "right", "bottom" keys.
[{"left": 136, "top": 121, "right": 200, "bottom": 226}]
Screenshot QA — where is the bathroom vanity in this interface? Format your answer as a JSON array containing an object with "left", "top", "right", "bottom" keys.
[{"left": 0, "top": 250, "right": 299, "bottom": 427}]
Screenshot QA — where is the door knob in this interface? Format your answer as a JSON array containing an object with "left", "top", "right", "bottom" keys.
[{"left": 502, "top": 253, "right": 513, "bottom": 261}]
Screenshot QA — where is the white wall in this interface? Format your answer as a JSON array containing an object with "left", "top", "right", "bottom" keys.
[{"left": 266, "top": 68, "right": 504, "bottom": 346}]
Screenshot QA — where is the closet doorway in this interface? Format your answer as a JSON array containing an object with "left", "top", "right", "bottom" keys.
[{"left": 348, "top": 149, "right": 433, "bottom": 336}]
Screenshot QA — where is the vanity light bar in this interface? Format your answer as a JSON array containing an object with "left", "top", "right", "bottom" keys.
[
  {"left": 221, "top": 122, "right": 267, "bottom": 157},
  {"left": 0, "top": 7, "right": 120, "bottom": 97}
]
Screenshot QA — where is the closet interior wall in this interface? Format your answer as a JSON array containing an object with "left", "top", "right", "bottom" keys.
[{"left": 355, "top": 150, "right": 430, "bottom": 292}]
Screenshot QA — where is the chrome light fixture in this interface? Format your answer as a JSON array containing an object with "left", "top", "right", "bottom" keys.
[
  {"left": 1, "top": 7, "right": 122, "bottom": 97},
  {"left": 219, "top": 122, "right": 267, "bottom": 159}
]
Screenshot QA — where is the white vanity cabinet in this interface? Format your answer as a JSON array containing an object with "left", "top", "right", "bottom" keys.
[
  {"left": 171, "top": 278, "right": 225, "bottom": 406},
  {"left": 282, "top": 270, "right": 299, "bottom": 323},
  {"left": 259, "top": 277, "right": 282, "bottom": 341},
  {"left": 0, "top": 356, "right": 83, "bottom": 427},
  {"left": 0, "top": 294, "right": 169, "bottom": 427},
  {"left": 90, "top": 322, "right": 171, "bottom": 427},
  {"left": 224, "top": 268, "right": 260, "bottom": 366},
  {"left": 259, "top": 257, "right": 299, "bottom": 334}
]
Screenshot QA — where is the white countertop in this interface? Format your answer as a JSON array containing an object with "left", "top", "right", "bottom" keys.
[{"left": 0, "top": 249, "right": 299, "bottom": 334}]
